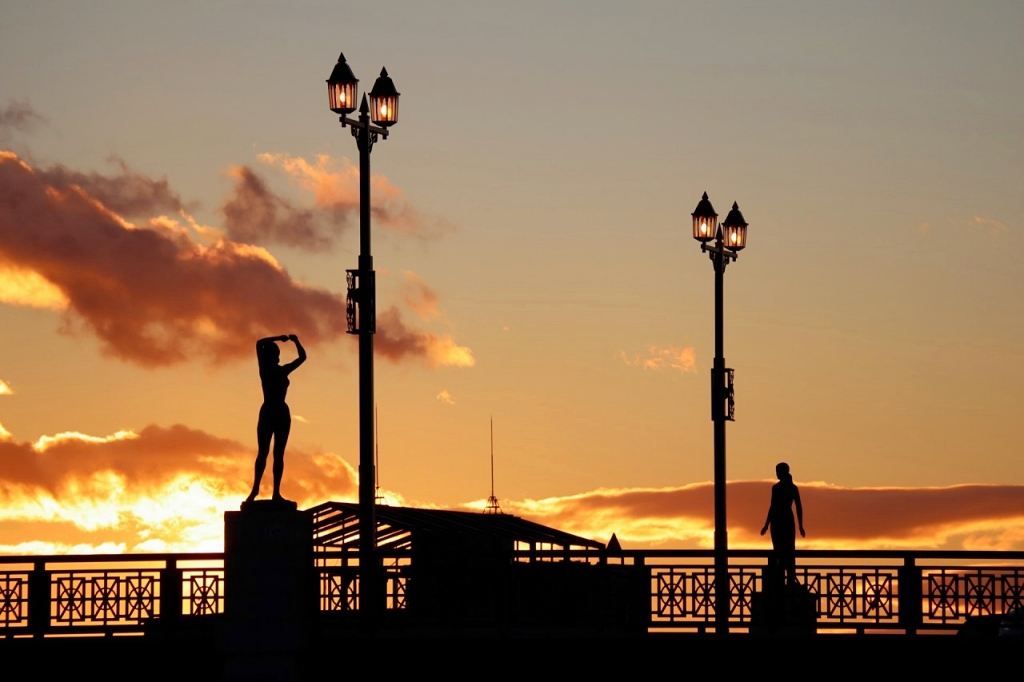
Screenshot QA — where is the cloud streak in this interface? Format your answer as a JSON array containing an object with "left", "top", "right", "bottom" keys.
[
  {"left": 621, "top": 345, "right": 696, "bottom": 373},
  {"left": 402, "top": 271, "right": 441, "bottom": 321},
  {"left": 971, "top": 216, "right": 1008, "bottom": 237},
  {"left": 0, "top": 101, "right": 46, "bottom": 137},
  {"left": 484, "top": 481, "right": 1024, "bottom": 551},
  {"left": 35, "top": 157, "right": 186, "bottom": 219}
]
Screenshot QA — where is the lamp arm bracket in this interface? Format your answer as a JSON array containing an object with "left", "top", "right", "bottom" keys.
[
  {"left": 340, "top": 115, "right": 390, "bottom": 139},
  {"left": 700, "top": 242, "right": 738, "bottom": 262}
]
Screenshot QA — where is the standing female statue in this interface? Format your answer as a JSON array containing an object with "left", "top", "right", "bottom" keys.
[
  {"left": 246, "top": 334, "right": 306, "bottom": 504},
  {"left": 760, "top": 462, "right": 805, "bottom": 585}
]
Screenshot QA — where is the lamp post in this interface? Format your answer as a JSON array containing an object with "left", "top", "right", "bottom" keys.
[
  {"left": 691, "top": 191, "right": 748, "bottom": 635},
  {"left": 326, "top": 52, "right": 400, "bottom": 621}
]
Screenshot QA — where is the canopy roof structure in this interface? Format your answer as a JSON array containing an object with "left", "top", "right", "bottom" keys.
[{"left": 309, "top": 501, "right": 605, "bottom": 553}]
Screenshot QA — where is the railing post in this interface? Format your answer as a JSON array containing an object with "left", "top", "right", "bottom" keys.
[
  {"left": 161, "top": 558, "right": 182, "bottom": 626},
  {"left": 637, "top": 554, "right": 653, "bottom": 630},
  {"left": 28, "top": 560, "right": 48, "bottom": 638},
  {"left": 898, "top": 555, "right": 921, "bottom": 635}
]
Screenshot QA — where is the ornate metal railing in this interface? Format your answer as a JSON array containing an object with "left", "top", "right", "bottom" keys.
[
  {"left": 0, "top": 554, "right": 224, "bottom": 637},
  {"left": 3, "top": 549, "right": 1023, "bottom": 636},
  {"left": 621, "top": 549, "right": 1024, "bottom": 633}
]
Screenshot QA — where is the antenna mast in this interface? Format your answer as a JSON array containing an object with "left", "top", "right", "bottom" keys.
[
  {"left": 374, "top": 404, "right": 384, "bottom": 505},
  {"left": 485, "top": 415, "right": 501, "bottom": 514}
]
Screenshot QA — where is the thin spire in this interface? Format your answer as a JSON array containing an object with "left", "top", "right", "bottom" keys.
[
  {"left": 374, "top": 404, "right": 384, "bottom": 505},
  {"left": 485, "top": 415, "right": 502, "bottom": 514}
]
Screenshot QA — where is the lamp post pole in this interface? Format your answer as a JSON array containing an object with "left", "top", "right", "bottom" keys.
[
  {"left": 326, "top": 53, "right": 400, "bottom": 622},
  {"left": 691, "top": 192, "right": 748, "bottom": 635},
  {"left": 355, "top": 95, "right": 378, "bottom": 619},
  {"left": 712, "top": 228, "right": 728, "bottom": 635}
]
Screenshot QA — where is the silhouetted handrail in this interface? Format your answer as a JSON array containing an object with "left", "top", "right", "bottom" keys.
[{"left": 3, "top": 548, "right": 1023, "bottom": 636}]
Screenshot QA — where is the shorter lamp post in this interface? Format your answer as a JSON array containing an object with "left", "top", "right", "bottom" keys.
[
  {"left": 691, "top": 191, "right": 748, "bottom": 634},
  {"left": 326, "top": 52, "right": 400, "bottom": 620}
]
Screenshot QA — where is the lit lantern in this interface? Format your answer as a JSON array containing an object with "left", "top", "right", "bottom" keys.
[
  {"left": 691, "top": 192, "right": 718, "bottom": 243},
  {"left": 327, "top": 52, "right": 359, "bottom": 115},
  {"left": 722, "top": 201, "right": 748, "bottom": 251},
  {"left": 369, "top": 67, "right": 400, "bottom": 127}
]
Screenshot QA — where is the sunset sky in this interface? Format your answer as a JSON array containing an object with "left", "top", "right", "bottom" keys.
[{"left": 0, "top": 1, "right": 1021, "bottom": 554}]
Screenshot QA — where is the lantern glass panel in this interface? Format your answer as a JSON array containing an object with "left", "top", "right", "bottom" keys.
[
  {"left": 370, "top": 94, "right": 399, "bottom": 126},
  {"left": 329, "top": 82, "right": 358, "bottom": 115},
  {"left": 693, "top": 215, "right": 717, "bottom": 242},
  {"left": 725, "top": 224, "right": 747, "bottom": 250}
]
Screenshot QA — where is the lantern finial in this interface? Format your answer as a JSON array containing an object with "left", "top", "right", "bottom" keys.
[
  {"left": 369, "top": 67, "right": 400, "bottom": 127},
  {"left": 721, "top": 201, "right": 748, "bottom": 251},
  {"left": 326, "top": 51, "right": 359, "bottom": 115},
  {"left": 691, "top": 192, "right": 718, "bottom": 243}
]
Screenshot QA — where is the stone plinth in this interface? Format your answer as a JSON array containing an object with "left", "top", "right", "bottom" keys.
[{"left": 223, "top": 501, "right": 314, "bottom": 681}]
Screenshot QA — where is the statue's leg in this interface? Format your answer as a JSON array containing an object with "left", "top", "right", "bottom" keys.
[
  {"left": 271, "top": 416, "right": 291, "bottom": 500},
  {"left": 248, "top": 416, "right": 273, "bottom": 501}
]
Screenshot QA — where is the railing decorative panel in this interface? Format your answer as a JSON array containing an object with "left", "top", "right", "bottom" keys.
[
  {"left": 182, "top": 569, "right": 224, "bottom": 617},
  {"left": 0, "top": 571, "right": 29, "bottom": 629},
  {"left": 50, "top": 570, "right": 159, "bottom": 627},
  {"left": 650, "top": 566, "right": 714, "bottom": 625},
  {"left": 921, "top": 567, "right": 1024, "bottom": 627},
  {"left": 797, "top": 566, "right": 900, "bottom": 628}
]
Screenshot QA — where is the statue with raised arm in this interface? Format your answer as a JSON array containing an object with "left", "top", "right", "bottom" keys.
[{"left": 245, "top": 334, "right": 306, "bottom": 505}]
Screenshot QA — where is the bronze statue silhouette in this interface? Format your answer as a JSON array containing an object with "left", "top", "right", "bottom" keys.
[
  {"left": 760, "top": 462, "right": 805, "bottom": 585},
  {"left": 246, "top": 334, "right": 306, "bottom": 505}
]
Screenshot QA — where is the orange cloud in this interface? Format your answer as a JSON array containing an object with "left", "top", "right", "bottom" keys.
[
  {"left": 221, "top": 166, "right": 328, "bottom": 249},
  {"left": 971, "top": 216, "right": 1008, "bottom": 236},
  {"left": 259, "top": 152, "right": 455, "bottom": 241},
  {"left": 0, "top": 151, "right": 349, "bottom": 366},
  {"left": 376, "top": 307, "right": 475, "bottom": 368},
  {"left": 1, "top": 151, "right": 473, "bottom": 370},
  {"left": 621, "top": 345, "right": 697, "bottom": 373},
  {"left": 402, "top": 271, "right": 441, "bottom": 321},
  {"left": 0, "top": 422, "right": 358, "bottom": 553},
  {"left": 0, "top": 379, "right": 12, "bottom": 396},
  {"left": 34, "top": 155, "right": 185, "bottom": 219},
  {"left": 486, "top": 481, "right": 1024, "bottom": 551},
  {"left": 0, "top": 263, "right": 71, "bottom": 309},
  {"left": 436, "top": 389, "right": 455, "bottom": 405}
]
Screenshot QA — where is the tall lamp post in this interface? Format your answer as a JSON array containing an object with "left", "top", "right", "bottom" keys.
[
  {"left": 691, "top": 191, "right": 748, "bottom": 635},
  {"left": 326, "top": 52, "right": 400, "bottom": 620}
]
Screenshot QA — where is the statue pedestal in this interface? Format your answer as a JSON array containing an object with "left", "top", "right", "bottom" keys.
[
  {"left": 750, "top": 578, "right": 817, "bottom": 637},
  {"left": 223, "top": 501, "right": 314, "bottom": 681}
]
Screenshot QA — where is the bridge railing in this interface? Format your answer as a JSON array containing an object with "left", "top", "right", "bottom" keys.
[
  {"left": 0, "top": 554, "right": 224, "bottom": 637},
  {"left": 4, "top": 549, "right": 1023, "bottom": 636},
  {"left": 607, "top": 549, "right": 1024, "bottom": 633}
]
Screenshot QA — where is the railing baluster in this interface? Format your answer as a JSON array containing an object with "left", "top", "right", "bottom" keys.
[
  {"left": 898, "top": 556, "right": 921, "bottom": 635},
  {"left": 28, "top": 560, "right": 48, "bottom": 638},
  {"left": 160, "top": 558, "right": 182, "bottom": 625}
]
